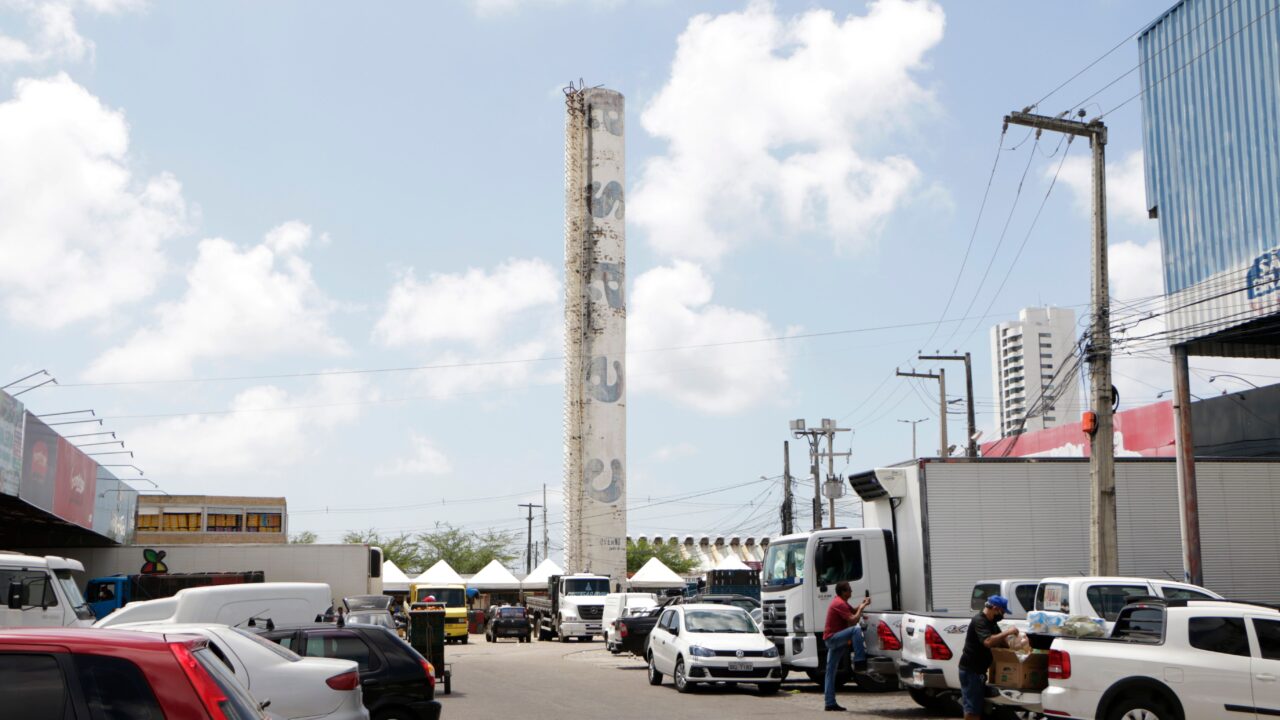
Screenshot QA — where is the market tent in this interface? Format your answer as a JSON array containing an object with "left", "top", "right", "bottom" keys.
[
  {"left": 468, "top": 560, "right": 522, "bottom": 591},
  {"left": 714, "top": 554, "right": 751, "bottom": 572},
  {"left": 522, "top": 558, "right": 564, "bottom": 590},
  {"left": 628, "top": 557, "right": 685, "bottom": 589},
  {"left": 414, "top": 559, "right": 465, "bottom": 586},
  {"left": 382, "top": 561, "right": 413, "bottom": 592}
]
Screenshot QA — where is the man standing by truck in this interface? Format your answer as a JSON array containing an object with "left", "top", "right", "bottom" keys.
[
  {"left": 958, "top": 595, "right": 1018, "bottom": 720},
  {"left": 823, "top": 581, "right": 870, "bottom": 712}
]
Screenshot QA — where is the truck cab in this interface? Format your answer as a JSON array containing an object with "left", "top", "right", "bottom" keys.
[
  {"left": 1, "top": 552, "right": 94, "bottom": 627},
  {"left": 759, "top": 528, "right": 896, "bottom": 685},
  {"left": 86, "top": 570, "right": 265, "bottom": 619},
  {"left": 411, "top": 583, "right": 469, "bottom": 643}
]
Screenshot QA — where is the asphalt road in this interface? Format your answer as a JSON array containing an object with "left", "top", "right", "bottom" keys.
[{"left": 437, "top": 634, "right": 952, "bottom": 720}]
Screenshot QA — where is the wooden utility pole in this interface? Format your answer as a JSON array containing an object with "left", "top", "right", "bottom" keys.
[
  {"left": 919, "top": 353, "right": 978, "bottom": 456},
  {"left": 519, "top": 502, "right": 543, "bottom": 574},
  {"left": 781, "top": 441, "right": 795, "bottom": 535},
  {"left": 1005, "top": 110, "right": 1116, "bottom": 575},
  {"left": 1172, "top": 345, "right": 1202, "bottom": 585},
  {"left": 897, "top": 368, "right": 948, "bottom": 456}
]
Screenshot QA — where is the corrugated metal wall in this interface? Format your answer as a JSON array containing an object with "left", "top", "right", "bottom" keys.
[
  {"left": 1141, "top": 0, "right": 1280, "bottom": 296},
  {"left": 920, "top": 460, "right": 1279, "bottom": 611}
]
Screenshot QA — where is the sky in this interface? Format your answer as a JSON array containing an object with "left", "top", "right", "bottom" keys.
[{"left": 2, "top": 0, "right": 1276, "bottom": 560}]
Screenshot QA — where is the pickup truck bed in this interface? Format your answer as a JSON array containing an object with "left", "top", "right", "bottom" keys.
[{"left": 615, "top": 609, "right": 662, "bottom": 656}]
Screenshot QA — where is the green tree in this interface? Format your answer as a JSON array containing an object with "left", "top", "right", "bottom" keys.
[
  {"left": 342, "top": 529, "right": 427, "bottom": 575},
  {"left": 289, "top": 530, "right": 317, "bottom": 544},
  {"left": 627, "top": 539, "right": 699, "bottom": 575},
  {"left": 417, "top": 523, "right": 519, "bottom": 574}
]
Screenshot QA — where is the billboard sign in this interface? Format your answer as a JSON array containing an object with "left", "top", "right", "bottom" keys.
[
  {"left": 21, "top": 414, "right": 97, "bottom": 529},
  {"left": 0, "top": 391, "right": 22, "bottom": 496}
]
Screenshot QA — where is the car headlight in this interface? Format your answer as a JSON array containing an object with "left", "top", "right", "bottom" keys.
[
  {"left": 689, "top": 645, "right": 715, "bottom": 658},
  {"left": 763, "top": 646, "right": 779, "bottom": 658},
  {"left": 562, "top": 611, "right": 578, "bottom": 621}
]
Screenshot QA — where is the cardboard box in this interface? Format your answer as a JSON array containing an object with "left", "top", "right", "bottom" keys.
[{"left": 990, "top": 648, "right": 1048, "bottom": 691}]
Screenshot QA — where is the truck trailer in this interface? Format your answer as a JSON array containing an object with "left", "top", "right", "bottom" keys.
[{"left": 760, "top": 457, "right": 1280, "bottom": 690}]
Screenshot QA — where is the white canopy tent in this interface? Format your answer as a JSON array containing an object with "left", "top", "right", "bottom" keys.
[
  {"left": 381, "top": 561, "right": 413, "bottom": 593},
  {"left": 467, "top": 560, "right": 522, "bottom": 591},
  {"left": 414, "top": 559, "right": 465, "bottom": 586},
  {"left": 713, "top": 554, "right": 751, "bottom": 572},
  {"left": 628, "top": 557, "right": 686, "bottom": 589},
  {"left": 522, "top": 558, "right": 564, "bottom": 590}
]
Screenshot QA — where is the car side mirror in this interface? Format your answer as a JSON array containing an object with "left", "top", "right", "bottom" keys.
[
  {"left": 7, "top": 581, "right": 21, "bottom": 610},
  {"left": 259, "top": 699, "right": 271, "bottom": 712}
]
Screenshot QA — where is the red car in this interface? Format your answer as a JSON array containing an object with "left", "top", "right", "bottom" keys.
[{"left": 0, "top": 627, "right": 267, "bottom": 719}]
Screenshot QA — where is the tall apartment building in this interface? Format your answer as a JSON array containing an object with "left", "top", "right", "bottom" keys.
[{"left": 990, "top": 307, "right": 1080, "bottom": 437}]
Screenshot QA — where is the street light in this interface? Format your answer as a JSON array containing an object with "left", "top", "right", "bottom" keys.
[
  {"left": 897, "top": 418, "right": 927, "bottom": 458},
  {"left": 1208, "top": 374, "right": 1261, "bottom": 392}
]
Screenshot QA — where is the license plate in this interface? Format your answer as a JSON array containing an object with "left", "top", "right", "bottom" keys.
[{"left": 728, "top": 662, "right": 752, "bottom": 672}]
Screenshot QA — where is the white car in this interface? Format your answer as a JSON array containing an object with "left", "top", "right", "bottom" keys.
[
  {"left": 645, "top": 603, "right": 783, "bottom": 695},
  {"left": 126, "top": 623, "right": 369, "bottom": 720}
]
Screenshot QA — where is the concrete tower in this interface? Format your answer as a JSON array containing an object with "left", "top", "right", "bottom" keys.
[
  {"left": 990, "top": 306, "right": 1081, "bottom": 437},
  {"left": 563, "top": 86, "right": 626, "bottom": 587}
]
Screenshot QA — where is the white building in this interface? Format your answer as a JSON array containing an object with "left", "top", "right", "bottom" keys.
[{"left": 989, "top": 307, "right": 1080, "bottom": 437}]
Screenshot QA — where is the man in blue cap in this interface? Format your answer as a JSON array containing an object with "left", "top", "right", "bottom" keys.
[{"left": 957, "top": 595, "right": 1019, "bottom": 720}]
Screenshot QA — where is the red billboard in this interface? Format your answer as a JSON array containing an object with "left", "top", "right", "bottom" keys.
[
  {"left": 981, "top": 401, "right": 1176, "bottom": 458},
  {"left": 21, "top": 414, "right": 98, "bottom": 529}
]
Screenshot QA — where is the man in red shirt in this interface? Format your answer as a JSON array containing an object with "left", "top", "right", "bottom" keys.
[{"left": 823, "top": 581, "right": 870, "bottom": 711}]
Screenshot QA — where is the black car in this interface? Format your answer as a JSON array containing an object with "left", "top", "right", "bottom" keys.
[
  {"left": 484, "top": 605, "right": 531, "bottom": 643},
  {"left": 254, "top": 622, "right": 442, "bottom": 720}
]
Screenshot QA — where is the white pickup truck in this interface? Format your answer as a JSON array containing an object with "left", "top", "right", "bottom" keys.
[
  {"left": 898, "top": 576, "right": 1219, "bottom": 715},
  {"left": 991, "top": 598, "right": 1280, "bottom": 720}
]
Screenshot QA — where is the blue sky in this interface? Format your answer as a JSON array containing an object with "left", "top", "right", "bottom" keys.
[{"left": 3, "top": 0, "right": 1272, "bottom": 556}]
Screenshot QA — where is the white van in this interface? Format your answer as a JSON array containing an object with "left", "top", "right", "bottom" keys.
[
  {"left": 96, "top": 581, "right": 333, "bottom": 629},
  {"left": 602, "top": 591, "right": 657, "bottom": 652},
  {"left": 1, "top": 551, "right": 94, "bottom": 627}
]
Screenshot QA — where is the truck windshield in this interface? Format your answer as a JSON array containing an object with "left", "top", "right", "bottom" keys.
[
  {"left": 762, "top": 540, "right": 806, "bottom": 589},
  {"left": 416, "top": 588, "right": 465, "bottom": 606},
  {"left": 54, "top": 570, "right": 94, "bottom": 621},
  {"left": 564, "top": 579, "right": 609, "bottom": 596}
]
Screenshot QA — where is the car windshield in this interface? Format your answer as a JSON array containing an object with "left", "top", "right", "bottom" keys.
[
  {"left": 762, "top": 540, "right": 806, "bottom": 589},
  {"left": 684, "top": 609, "right": 757, "bottom": 633},
  {"left": 415, "top": 588, "right": 465, "bottom": 606},
  {"left": 564, "top": 579, "right": 609, "bottom": 596},
  {"left": 348, "top": 611, "right": 395, "bottom": 628},
  {"left": 54, "top": 570, "right": 94, "bottom": 621}
]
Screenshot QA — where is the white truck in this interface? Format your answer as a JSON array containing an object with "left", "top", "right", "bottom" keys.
[
  {"left": 33, "top": 543, "right": 383, "bottom": 602},
  {"left": 763, "top": 458, "right": 1280, "bottom": 692},
  {"left": 526, "top": 573, "right": 610, "bottom": 642},
  {"left": 0, "top": 551, "right": 94, "bottom": 627},
  {"left": 991, "top": 597, "right": 1280, "bottom": 720},
  {"left": 899, "top": 576, "right": 1220, "bottom": 714}
]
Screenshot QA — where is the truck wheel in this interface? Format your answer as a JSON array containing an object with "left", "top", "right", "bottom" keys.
[
  {"left": 908, "top": 688, "right": 934, "bottom": 709},
  {"left": 756, "top": 682, "right": 780, "bottom": 696},
  {"left": 1107, "top": 696, "right": 1178, "bottom": 720},
  {"left": 674, "top": 657, "right": 693, "bottom": 693},
  {"left": 558, "top": 628, "right": 570, "bottom": 643},
  {"left": 647, "top": 653, "right": 663, "bottom": 685},
  {"left": 461, "top": 635, "right": 469, "bottom": 645}
]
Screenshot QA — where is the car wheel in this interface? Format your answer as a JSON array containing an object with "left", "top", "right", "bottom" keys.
[
  {"left": 461, "top": 635, "right": 469, "bottom": 644},
  {"left": 1108, "top": 695, "right": 1179, "bottom": 720},
  {"left": 853, "top": 668, "right": 898, "bottom": 692},
  {"left": 674, "top": 657, "right": 693, "bottom": 693},
  {"left": 485, "top": 631, "right": 492, "bottom": 642},
  {"left": 756, "top": 682, "right": 780, "bottom": 696},
  {"left": 647, "top": 653, "right": 663, "bottom": 685}
]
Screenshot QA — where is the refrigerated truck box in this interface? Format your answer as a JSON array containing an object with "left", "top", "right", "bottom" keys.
[{"left": 857, "top": 457, "right": 1280, "bottom": 612}]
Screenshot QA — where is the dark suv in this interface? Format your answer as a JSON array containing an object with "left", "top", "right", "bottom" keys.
[
  {"left": 484, "top": 605, "right": 531, "bottom": 643},
  {"left": 254, "top": 623, "right": 441, "bottom": 720}
]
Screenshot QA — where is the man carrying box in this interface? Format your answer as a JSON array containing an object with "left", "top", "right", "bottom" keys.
[{"left": 958, "top": 595, "right": 1019, "bottom": 720}]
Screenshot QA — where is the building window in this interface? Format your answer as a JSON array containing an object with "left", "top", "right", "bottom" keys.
[
  {"left": 1040, "top": 342, "right": 1052, "bottom": 349},
  {"left": 245, "top": 512, "right": 283, "bottom": 533},
  {"left": 1045, "top": 416, "right": 1056, "bottom": 422},
  {"left": 1042, "top": 363, "right": 1053, "bottom": 370},
  {"left": 206, "top": 510, "right": 244, "bottom": 533},
  {"left": 1039, "top": 332, "right": 1052, "bottom": 338},
  {"left": 160, "top": 512, "right": 202, "bottom": 532},
  {"left": 136, "top": 513, "right": 160, "bottom": 532}
]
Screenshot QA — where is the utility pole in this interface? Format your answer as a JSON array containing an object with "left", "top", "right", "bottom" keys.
[
  {"left": 519, "top": 502, "right": 543, "bottom": 574},
  {"left": 790, "top": 419, "right": 851, "bottom": 530},
  {"left": 781, "top": 441, "right": 795, "bottom": 535},
  {"left": 541, "top": 484, "right": 548, "bottom": 567},
  {"left": 1172, "top": 345, "right": 1202, "bottom": 585},
  {"left": 897, "top": 418, "right": 928, "bottom": 458},
  {"left": 919, "top": 354, "right": 977, "bottom": 457},
  {"left": 896, "top": 368, "right": 948, "bottom": 456},
  {"left": 1005, "top": 109, "right": 1116, "bottom": 575}
]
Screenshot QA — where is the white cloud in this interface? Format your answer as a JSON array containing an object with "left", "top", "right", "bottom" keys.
[
  {"left": 629, "top": 262, "right": 787, "bottom": 413},
  {"left": 653, "top": 442, "right": 696, "bottom": 462},
  {"left": 0, "top": 73, "right": 189, "bottom": 326},
  {"left": 376, "top": 432, "right": 452, "bottom": 477},
  {"left": 126, "top": 374, "right": 370, "bottom": 478},
  {"left": 0, "top": 0, "right": 143, "bottom": 67},
  {"left": 374, "top": 258, "right": 559, "bottom": 349},
  {"left": 1059, "top": 150, "right": 1150, "bottom": 226},
  {"left": 632, "top": 0, "right": 945, "bottom": 262},
  {"left": 85, "top": 221, "right": 346, "bottom": 381},
  {"left": 374, "top": 258, "right": 562, "bottom": 398}
]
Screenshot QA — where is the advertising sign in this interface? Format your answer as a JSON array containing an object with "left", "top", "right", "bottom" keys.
[
  {"left": 21, "top": 414, "right": 98, "bottom": 529},
  {"left": 0, "top": 391, "right": 22, "bottom": 496},
  {"left": 93, "top": 472, "right": 138, "bottom": 544}
]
